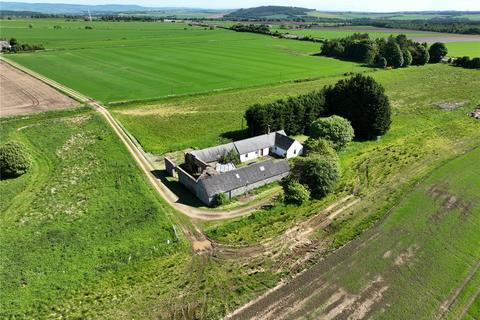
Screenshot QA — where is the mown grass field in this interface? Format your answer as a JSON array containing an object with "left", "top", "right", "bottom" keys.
[
  {"left": 1, "top": 19, "right": 366, "bottom": 103},
  {"left": 447, "top": 41, "right": 480, "bottom": 57},
  {"left": 271, "top": 25, "right": 447, "bottom": 39}
]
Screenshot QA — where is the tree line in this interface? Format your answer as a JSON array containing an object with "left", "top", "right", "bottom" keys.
[
  {"left": 1, "top": 38, "right": 44, "bottom": 53},
  {"left": 245, "top": 74, "right": 391, "bottom": 140},
  {"left": 321, "top": 33, "right": 437, "bottom": 68},
  {"left": 245, "top": 90, "right": 326, "bottom": 136},
  {"left": 322, "top": 34, "right": 450, "bottom": 67}
]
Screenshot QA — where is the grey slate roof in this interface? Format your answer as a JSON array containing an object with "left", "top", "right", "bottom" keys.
[
  {"left": 190, "top": 142, "right": 235, "bottom": 163},
  {"left": 234, "top": 132, "right": 276, "bottom": 155},
  {"left": 274, "top": 132, "right": 296, "bottom": 150},
  {"left": 189, "top": 130, "right": 294, "bottom": 163},
  {"left": 198, "top": 159, "right": 289, "bottom": 197}
]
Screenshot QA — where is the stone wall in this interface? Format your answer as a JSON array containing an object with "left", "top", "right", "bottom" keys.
[{"left": 164, "top": 157, "right": 177, "bottom": 177}]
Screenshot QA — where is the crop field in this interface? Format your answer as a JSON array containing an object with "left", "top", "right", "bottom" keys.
[
  {"left": 447, "top": 41, "right": 480, "bottom": 57},
  {"left": 0, "top": 60, "right": 79, "bottom": 116},
  {"left": 1, "top": 19, "right": 366, "bottom": 103},
  {"left": 306, "top": 11, "right": 480, "bottom": 21},
  {"left": 271, "top": 25, "right": 448, "bottom": 39},
  {"left": 230, "top": 146, "right": 480, "bottom": 319}
]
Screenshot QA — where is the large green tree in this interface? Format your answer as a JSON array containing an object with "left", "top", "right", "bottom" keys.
[
  {"left": 309, "top": 115, "right": 354, "bottom": 151},
  {"left": 429, "top": 42, "right": 448, "bottom": 63},
  {"left": 0, "top": 141, "right": 32, "bottom": 179},
  {"left": 295, "top": 156, "right": 339, "bottom": 199},
  {"left": 383, "top": 41, "right": 404, "bottom": 68},
  {"left": 324, "top": 74, "right": 392, "bottom": 139}
]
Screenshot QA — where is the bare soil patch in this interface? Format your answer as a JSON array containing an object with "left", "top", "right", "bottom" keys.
[
  {"left": 435, "top": 101, "right": 466, "bottom": 111},
  {"left": 0, "top": 61, "right": 78, "bottom": 117}
]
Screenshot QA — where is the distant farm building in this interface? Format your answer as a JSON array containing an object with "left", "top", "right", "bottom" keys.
[
  {"left": 165, "top": 130, "right": 303, "bottom": 205},
  {"left": 0, "top": 40, "right": 12, "bottom": 52}
]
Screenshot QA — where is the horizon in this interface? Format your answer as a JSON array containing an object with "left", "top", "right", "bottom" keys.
[{"left": 2, "top": 0, "right": 480, "bottom": 12}]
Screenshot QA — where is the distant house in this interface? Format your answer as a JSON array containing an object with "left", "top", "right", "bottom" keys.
[
  {"left": 165, "top": 131, "right": 303, "bottom": 205},
  {"left": 0, "top": 40, "right": 11, "bottom": 52}
]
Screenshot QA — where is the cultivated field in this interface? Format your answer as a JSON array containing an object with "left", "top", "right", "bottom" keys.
[
  {"left": 229, "top": 147, "right": 480, "bottom": 319},
  {"left": 1, "top": 19, "right": 366, "bottom": 103},
  {"left": 0, "top": 60, "right": 79, "bottom": 117}
]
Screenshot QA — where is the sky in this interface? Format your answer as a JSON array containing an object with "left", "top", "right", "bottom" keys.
[{"left": 6, "top": 0, "right": 480, "bottom": 11}]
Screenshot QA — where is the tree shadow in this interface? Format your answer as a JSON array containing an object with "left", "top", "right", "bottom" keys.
[
  {"left": 220, "top": 128, "right": 250, "bottom": 141},
  {"left": 151, "top": 169, "right": 206, "bottom": 208}
]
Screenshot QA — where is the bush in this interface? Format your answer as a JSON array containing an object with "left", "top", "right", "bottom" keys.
[
  {"left": 383, "top": 41, "right": 404, "bottom": 68},
  {"left": 324, "top": 74, "right": 392, "bottom": 140},
  {"left": 452, "top": 56, "right": 480, "bottom": 69},
  {"left": 214, "top": 193, "right": 229, "bottom": 206},
  {"left": 303, "top": 138, "right": 337, "bottom": 159},
  {"left": 309, "top": 115, "right": 354, "bottom": 151},
  {"left": 402, "top": 48, "right": 412, "bottom": 67},
  {"left": 429, "top": 42, "right": 448, "bottom": 63},
  {"left": 375, "top": 56, "right": 387, "bottom": 68},
  {"left": 411, "top": 43, "right": 430, "bottom": 65},
  {"left": 293, "top": 156, "right": 339, "bottom": 199},
  {"left": 283, "top": 179, "right": 310, "bottom": 205},
  {"left": 0, "top": 141, "right": 32, "bottom": 179},
  {"left": 218, "top": 149, "right": 240, "bottom": 165}
]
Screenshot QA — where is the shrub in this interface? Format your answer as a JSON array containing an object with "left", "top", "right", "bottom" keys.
[
  {"left": 283, "top": 179, "right": 310, "bottom": 205},
  {"left": 429, "top": 42, "right": 448, "bottom": 63},
  {"left": 375, "top": 56, "right": 387, "bottom": 68},
  {"left": 218, "top": 149, "right": 240, "bottom": 165},
  {"left": 293, "top": 156, "right": 339, "bottom": 199},
  {"left": 214, "top": 193, "right": 229, "bottom": 206},
  {"left": 324, "top": 74, "right": 392, "bottom": 139},
  {"left": 303, "top": 138, "right": 338, "bottom": 159},
  {"left": 0, "top": 141, "right": 32, "bottom": 179},
  {"left": 411, "top": 43, "right": 430, "bottom": 65},
  {"left": 383, "top": 41, "right": 404, "bottom": 68},
  {"left": 309, "top": 115, "right": 354, "bottom": 151},
  {"left": 402, "top": 48, "right": 412, "bottom": 67}
]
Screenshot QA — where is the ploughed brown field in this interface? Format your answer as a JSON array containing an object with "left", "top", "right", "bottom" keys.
[{"left": 0, "top": 61, "right": 78, "bottom": 117}]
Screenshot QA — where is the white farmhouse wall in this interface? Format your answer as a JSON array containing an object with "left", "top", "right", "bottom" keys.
[
  {"left": 240, "top": 150, "right": 258, "bottom": 162},
  {"left": 286, "top": 141, "right": 303, "bottom": 159}
]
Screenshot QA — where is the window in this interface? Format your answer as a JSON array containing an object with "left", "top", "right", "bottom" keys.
[
  {"left": 235, "top": 173, "right": 240, "bottom": 179},
  {"left": 294, "top": 149, "right": 297, "bottom": 154},
  {"left": 260, "top": 166, "right": 265, "bottom": 171}
]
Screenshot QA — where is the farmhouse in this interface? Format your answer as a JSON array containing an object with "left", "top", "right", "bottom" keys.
[
  {"left": 165, "top": 131, "right": 303, "bottom": 205},
  {"left": 0, "top": 40, "right": 11, "bottom": 52}
]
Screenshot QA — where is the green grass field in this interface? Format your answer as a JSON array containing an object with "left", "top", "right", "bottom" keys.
[
  {"left": 0, "top": 109, "right": 187, "bottom": 318},
  {"left": 1, "top": 19, "right": 366, "bottom": 103},
  {"left": 271, "top": 25, "right": 446, "bottom": 39},
  {"left": 306, "top": 11, "right": 480, "bottom": 21},
  {"left": 446, "top": 41, "right": 480, "bottom": 57}
]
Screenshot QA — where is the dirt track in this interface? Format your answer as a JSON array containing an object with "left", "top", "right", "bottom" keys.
[{"left": 0, "top": 60, "right": 79, "bottom": 117}]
